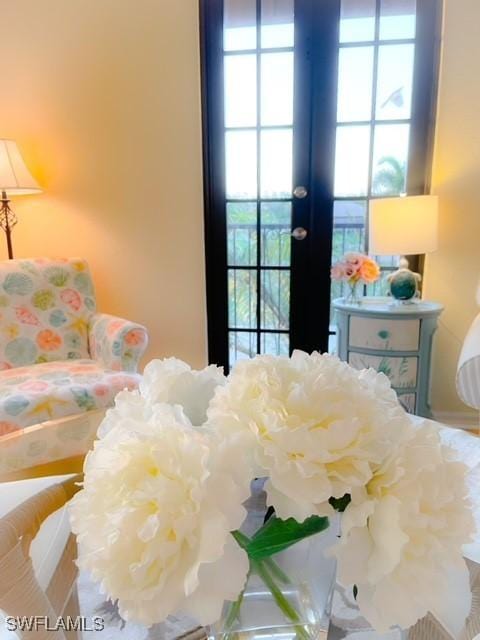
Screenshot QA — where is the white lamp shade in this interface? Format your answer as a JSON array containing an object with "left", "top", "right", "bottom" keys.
[
  {"left": 369, "top": 195, "right": 438, "bottom": 256},
  {"left": 0, "top": 139, "right": 41, "bottom": 196}
]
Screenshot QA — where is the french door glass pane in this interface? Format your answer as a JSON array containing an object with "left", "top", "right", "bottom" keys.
[
  {"left": 366, "top": 269, "right": 392, "bottom": 295},
  {"left": 260, "top": 332, "right": 289, "bottom": 356},
  {"left": 224, "top": 0, "right": 295, "bottom": 367},
  {"left": 261, "top": 270, "right": 290, "bottom": 330},
  {"left": 379, "top": 0, "right": 416, "bottom": 40},
  {"left": 261, "top": 202, "right": 291, "bottom": 266},
  {"left": 331, "top": 200, "right": 367, "bottom": 306},
  {"left": 224, "top": 55, "right": 257, "bottom": 127},
  {"left": 260, "top": 128, "right": 293, "bottom": 198},
  {"left": 224, "top": 0, "right": 256, "bottom": 51},
  {"left": 332, "top": 200, "right": 367, "bottom": 261},
  {"left": 261, "top": 0, "right": 294, "bottom": 48},
  {"left": 337, "top": 46, "right": 374, "bottom": 122},
  {"left": 225, "top": 130, "right": 257, "bottom": 199},
  {"left": 330, "top": 0, "right": 419, "bottom": 347},
  {"left": 227, "top": 203, "right": 257, "bottom": 266},
  {"left": 376, "top": 44, "right": 415, "bottom": 120},
  {"left": 229, "top": 331, "right": 257, "bottom": 363},
  {"left": 371, "top": 123, "right": 410, "bottom": 196},
  {"left": 334, "top": 125, "right": 371, "bottom": 197},
  {"left": 261, "top": 52, "right": 294, "bottom": 125},
  {"left": 340, "top": 0, "right": 376, "bottom": 43},
  {"left": 228, "top": 269, "right": 257, "bottom": 329}
]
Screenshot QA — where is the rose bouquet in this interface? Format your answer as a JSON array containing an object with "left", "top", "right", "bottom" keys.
[
  {"left": 331, "top": 252, "right": 380, "bottom": 302},
  {"left": 69, "top": 353, "right": 475, "bottom": 637}
]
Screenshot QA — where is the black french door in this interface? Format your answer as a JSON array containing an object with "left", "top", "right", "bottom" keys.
[{"left": 200, "top": 0, "right": 440, "bottom": 370}]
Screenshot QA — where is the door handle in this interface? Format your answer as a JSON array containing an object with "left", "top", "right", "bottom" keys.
[
  {"left": 291, "top": 227, "right": 308, "bottom": 240},
  {"left": 293, "top": 185, "right": 308, "bottom": 199}
]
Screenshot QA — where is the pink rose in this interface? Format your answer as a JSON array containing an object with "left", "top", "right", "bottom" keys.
[
  {"left": 330, "top": 262, "right": 345, "bottom": 281},
  {"left": 344, "top": 252, "right": 364, "bottom": 268},
  {"left": 344, "top": 264, "right": 356, "bottom": 278}
]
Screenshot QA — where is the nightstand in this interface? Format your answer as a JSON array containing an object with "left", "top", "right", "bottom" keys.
[{"left": 332, "top": 297, "right": 443, "bottom": 417}]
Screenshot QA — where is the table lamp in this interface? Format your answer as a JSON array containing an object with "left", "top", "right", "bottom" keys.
[
  {"left": 369, "top": 195, "right": 438, "bottom": 302},
  {"left": 0, "top": 139, "right": 41, "bottom": 259}
]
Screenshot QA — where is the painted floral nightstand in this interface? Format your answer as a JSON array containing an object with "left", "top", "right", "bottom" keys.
[{"left": 332, "top": 297, "right": 443, "bottom": 417}]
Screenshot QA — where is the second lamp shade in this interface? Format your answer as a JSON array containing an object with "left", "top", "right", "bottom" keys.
[{"left": 369, "top": 195, "right": 438, "bottom": 256}]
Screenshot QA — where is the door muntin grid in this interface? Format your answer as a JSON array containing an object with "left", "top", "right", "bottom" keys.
[
  {"left": 224, "top": 0, "right": 295, "bottom": 368},
  {"left": 330, "top": 0, "right": 418, "bottom": 351},
  {"left": 203, "top": 0, "right": 438, "bottom": 365}
]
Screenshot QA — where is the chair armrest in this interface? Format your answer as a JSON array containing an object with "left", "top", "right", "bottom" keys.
[
  {"left": 88, "top": 313, "right": 148, "bottom": 373},
  {"left": 0, "top": 474, "right": 82, "bottom": 634},
  {"left": 0, "top": 474, "right": 82, "bottom": 553},
  {"left": 457, "top": 313, "right": 480, "bottom": 409}
]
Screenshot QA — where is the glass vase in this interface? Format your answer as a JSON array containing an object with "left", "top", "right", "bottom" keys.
[
  {"left": 208, "top": 483, "right": 338, "bottom": 640},
  {"left": 345, "top": 281, "right": 361, "bottom": 305}
]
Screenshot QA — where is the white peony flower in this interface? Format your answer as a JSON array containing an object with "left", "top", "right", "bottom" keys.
[
  {"left": 69, "top": 395, "right": 249, "bottom": 627},
  {"left": 140, "top": 357, "right": 226, "bottom": 426},
  {"left": 96, "top": 387, "right": 154, "bottom": 439},
  {"left": 208, "top": 350, "right": 409, "bottom": 520},
  {"left": 333, "top": 422, "right": 475, "bottom": 635},
  {"left": 97, "top": 358, "right": 225, "bottom": 439}
]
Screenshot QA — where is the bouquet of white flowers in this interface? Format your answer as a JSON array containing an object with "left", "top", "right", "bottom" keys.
[{"left": 69, "top": 352, "right": 475, "bottom": 637}]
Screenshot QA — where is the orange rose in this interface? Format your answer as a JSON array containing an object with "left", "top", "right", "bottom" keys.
[
  {"left": 37, "top": 329, "right": 62, "bottom": 351},
  {"left": 359, "top": 258, "right": 380, "bottom": 284}
]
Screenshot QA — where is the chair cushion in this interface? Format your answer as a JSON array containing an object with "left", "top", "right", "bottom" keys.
[
  {"left": 0, "top": 258, "right": 96, "bottom": 368},
  {"left": 0, "top": 474, "right": 75, "bottom": 590},
  {"left": 0, "top": 359, "right": 139, "bottom": 431}
]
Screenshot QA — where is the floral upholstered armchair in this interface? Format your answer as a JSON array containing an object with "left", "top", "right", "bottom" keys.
[{"left": 0, "top": 258, "right": 148, "bottom": 434}]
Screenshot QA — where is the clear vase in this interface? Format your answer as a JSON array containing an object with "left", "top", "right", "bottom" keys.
[
  {"left": 345, "top": 281, "right": 361, "bottom": 305},
  {"left": 208, "top": 483, "right": 338, "bottom": 640}
]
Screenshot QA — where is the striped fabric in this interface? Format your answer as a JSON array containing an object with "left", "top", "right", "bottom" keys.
[
  {"left": 458, "top": 358, "right": 480, "bottom": 409},
  {"left": 457, "top": 314, "right": 480, "bottom": 410}
]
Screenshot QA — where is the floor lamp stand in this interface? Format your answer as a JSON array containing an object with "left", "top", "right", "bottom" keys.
[{"left": 0, "top": 191, "right": 16, "bottom": 260}]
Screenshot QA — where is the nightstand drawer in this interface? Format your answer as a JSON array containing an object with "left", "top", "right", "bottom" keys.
[
  {"left": 348, "top": 352, "right": 418, "bottom": 388},
  {"left": 349, "top": 317, "right": 420, "bottom": 351}
]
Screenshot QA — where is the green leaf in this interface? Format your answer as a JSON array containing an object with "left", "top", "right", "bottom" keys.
[
  {"left": 329, "top": 493, "right": 351, "bottom": 513},
  {"left": 231, "top": 529, "right": 250, "bottom": 550},
  {"left": 246, "top": 515, "right": 329, "bottom": 560}
]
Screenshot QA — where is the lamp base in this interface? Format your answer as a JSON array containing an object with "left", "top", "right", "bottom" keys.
[
  {"left": 388, "top": 257, "right": 421, "bottom": 302},
  {"left": 0, "top": 191, "right": 16, "bottom": 260}
]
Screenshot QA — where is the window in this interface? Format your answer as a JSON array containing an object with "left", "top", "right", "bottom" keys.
[
  {"left": 329, "top": 0, "right": 440, "bottom": 350},
  {"left": 200, "top": 0, "right": 441, "bottom": 369},
  {"left": 223, "top": 0, "right": 295, "bottom": 365}
]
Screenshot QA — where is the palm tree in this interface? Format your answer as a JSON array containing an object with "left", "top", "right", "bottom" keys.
[{"left": 372, "top": 156, "right": 406, "bottom": 195}]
